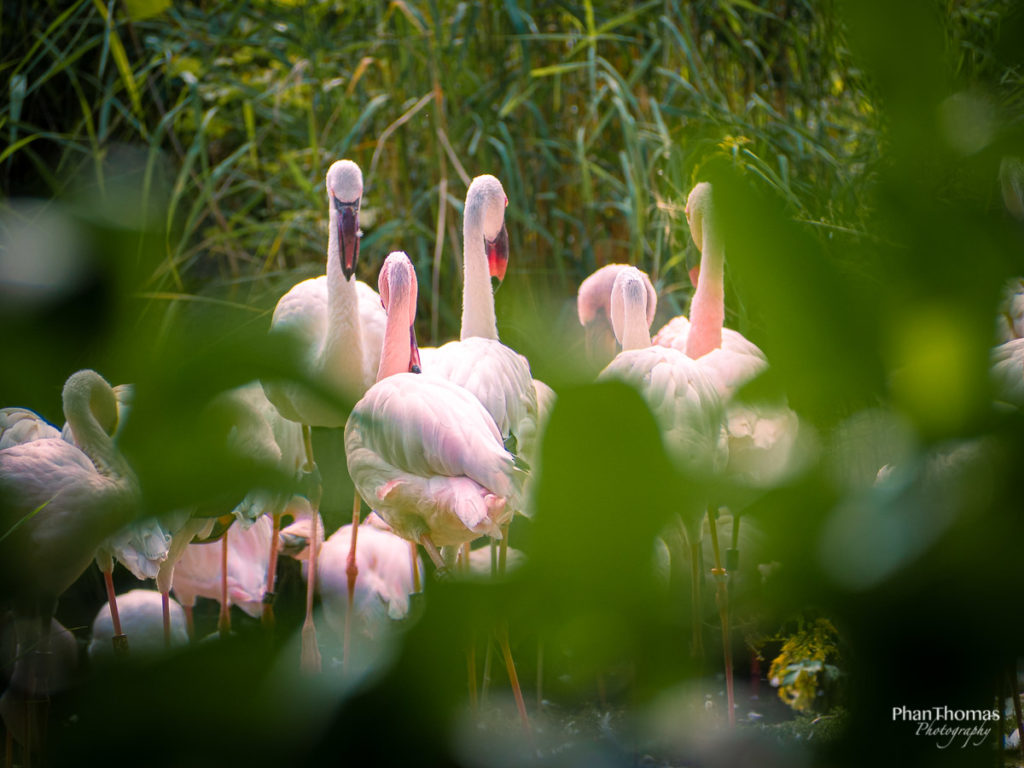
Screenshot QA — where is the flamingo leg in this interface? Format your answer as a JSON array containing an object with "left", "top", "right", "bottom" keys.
[
  {"left": 481, "top": 638, "right": 494, "bottom": 704},
  {"left": 162, "top": 591, "right": 171, "bottom": 648},
  {"left": 686, "top": 518, "right": 705, "bottom": 658},
  {"left": 344, "top": 493, "right": 361, "bottom": 673},
  {"left": 184, "top": 605, "right": 195, "bottom": 641},
  {"left": 300, "top": 424, "right": 322, "bottom": 674},
  {"left": 498, "top": 523, "right": 509, "bottom": 575},
  {"left": 101, "top": 568, "right": 129, "bottom": 656},
  {"left": 707, "top": 507, "right": 735, "bottom": 726},
  {"left": 410, "top": 542, "right": 421, "bottom": 593},
  {"left": 419, "top": 535, "right": 446, "bottom": 570},
  {"left": 496, "top": 621, "right": 530, "bottom": 734},
  {"left": 218, "top": 528, "right": 231, "bottom": 638},
  {"left": 262, "top": 510, "right": 282, "bottom": 630},
  {"left": 467, "top": 631, "right": 478, "bottom": 711}
]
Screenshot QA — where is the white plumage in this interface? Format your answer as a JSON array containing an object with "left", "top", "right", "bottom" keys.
[
  {"left": 0, "top": 370, "right": 139, "bottom": 601},
  {"left": 89, "top": 589, "right": 188, "bottom": 658},
  {"left": 262, "top": 159, "right": 386, "bottom": 427},
  {"left": 419, "top": 175, "right": 538, "bottom": 455}
]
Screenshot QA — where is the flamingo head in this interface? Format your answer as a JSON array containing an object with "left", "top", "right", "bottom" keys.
[
  {"left": 609, "top": 266, "right": 656, "bottom": 349},
  {"left": 378, "top": 251, "right": 421, "bottom": 374},
  {"left": 578, "top": 264, "right": 656, "bottom": 360},
  {"left": 467, "top": 174, "right": 509, "bottom": 291},
  {"left": 327, "top": 160, "right": 363, "bottom": 280},
  {"left": 685, "top": 181, "right": 713, "bottom": 252}
]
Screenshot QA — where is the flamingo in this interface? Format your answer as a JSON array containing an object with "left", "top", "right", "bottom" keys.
[
  {"left": 89, "top": 589, "right": 187, "bottom": 658},
  {"left": 262, "top": 159, "right": 386, "bottom": 673},
  {"left": 0, "top": 369, "right": 140, "bottom": 751},
  {"left": 419, "top": 175, "right": 538, "bottom": 461},
  {"left": 61, "top": 383, "right": 171, "bottom": 653},
  {"left": 345, "top": 251, "right": 531, "bottom": 728},
  {"left": 597, "top": 267, "right": 724, "bottom": 666},
  {"left": 577, "top": 263, "right": 657, "bottom": 367},
  {"left": 2, "top": 387, "right": 170, "bottom": 655},
  {"left": 172, "top": 515, "right": 273, "bottom": 637}
]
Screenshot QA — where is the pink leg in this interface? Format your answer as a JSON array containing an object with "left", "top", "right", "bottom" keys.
[
  {"left": 300, "top": 425, "right": 322, "bottom": 674},
  {"left": 262, "top": 511, "right": 282, "bottom": 629},
  {"left": 102, "top": 569, "right": 129, "bottom": 656},
  {"left": 184, "top": 605, "right": 195, "bottom": 641},
  {"left": 497, "top": 621, "right": 530, "bottom": 734},
  {"left": 218, "top": 528, "right": 231, "bottom": 638},
  {"left": 344, "top": 494, "right": 361, "bottom": 673}
]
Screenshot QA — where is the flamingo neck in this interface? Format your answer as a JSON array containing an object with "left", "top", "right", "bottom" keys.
[
  {"left": 377, "top": 308, "right": 413, "bottom": 381},
  {"left": 620, "top": 298, "right": 652, "bottom": 351},
  {"left": 63, "top": 375, "right": 126, "bottom": 479},
  {"left": 460, "top": 216, "right": 499, "bottom": 341},
  {"left": 685, "top": 222, "right": 725, "bottom": 359},
  {"left": 323, "top": 204, "right": 368, "bottom": 395}
]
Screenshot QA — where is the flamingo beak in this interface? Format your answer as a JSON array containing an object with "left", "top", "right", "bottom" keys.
[
  {"left": 486, "top": 224, "right": 509, "bottom": 292},
  {"left": 689, "top": 264, "right": 701, "bottom": 288},
  {"left": 409, "top": 325, "right": 421, "bottom": 374},
  {"left": 334, "top": 196, "right": 360, "bottom": 280}
]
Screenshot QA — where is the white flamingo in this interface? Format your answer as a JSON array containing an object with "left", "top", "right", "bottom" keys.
[
  {"left": 577, "top": 263, "right": 657, "bottom": 367},
  {"left": 172, "top": 515, "right": 273, "bottom": 635},
  {"left": 598, "top": 267, "right": 725, "bottom": 664},
  {"left": 0, "top": 370, "right": 140, "bottom": 746},
  {"left": 419, "top": 175, "right": 538, "bottom": 461},
  {"left": 89, "top": 589, "right": 188, "bottom": 658},
  {"left": 262, "top": 159, "right": 386, "bottom": 673},
  {"left": 345, "top": 252, "right": 531, "bottom": 728}
]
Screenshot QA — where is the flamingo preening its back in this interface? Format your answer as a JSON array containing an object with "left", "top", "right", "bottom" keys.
[
  {"left": 0, "top": 370, "right": 140, "bottom": 755},
  {"left": 346, "top": 251, "right": 531, "bottom": 728}
]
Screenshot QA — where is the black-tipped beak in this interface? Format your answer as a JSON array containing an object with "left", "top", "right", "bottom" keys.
[
  {"left": 485, "top": 223, "right": 509, "bottom": 290},
  {"left": 409, "top": 324, "right": 421, "bottom": 374},
  {"left": 334, "top": 196, "right": 360, "bottom": 280}
]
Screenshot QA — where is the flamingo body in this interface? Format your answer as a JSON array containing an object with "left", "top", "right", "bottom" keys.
[
  {"left": 89, "top": 589, "right": 188, "bottom": 657},
  {"left": 346, "top": 373, "right": 521, "bottom": 546}
]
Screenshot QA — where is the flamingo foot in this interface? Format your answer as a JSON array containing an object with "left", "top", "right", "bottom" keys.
[
  {"left": 103, "top": 569, "right": 130, "bottom": 657},
  {"left": 301, "top": 617, "right": 321, "bottom": 674}
]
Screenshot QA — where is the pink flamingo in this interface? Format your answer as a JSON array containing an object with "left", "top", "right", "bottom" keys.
[
  {"left": 262, "top": 159, "right": 386, "bottom": 673},
  {"left": 345, "top": 251, "right": 531, "bottom": 728}
]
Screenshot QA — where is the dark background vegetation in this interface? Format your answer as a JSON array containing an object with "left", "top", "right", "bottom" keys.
[{"left": 2, "top": 0, "right": 1024, "bottom": 766}]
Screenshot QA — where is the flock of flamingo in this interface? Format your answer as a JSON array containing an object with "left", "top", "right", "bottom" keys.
[{"left": 2, "top": 157, "right": 1022, "bottom": 759}]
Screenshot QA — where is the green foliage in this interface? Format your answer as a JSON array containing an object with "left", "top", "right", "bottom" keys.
[
  {"left": 3, "top": 1, "right": 1024, "bottom": 766},
  {"left": 768, "top": 617, "right": 842, "bottom": 713}
]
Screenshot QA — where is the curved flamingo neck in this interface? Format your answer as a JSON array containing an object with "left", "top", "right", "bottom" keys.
[
  {"left": 619, "top": 295, "right": 652, "bottom": 351},
  {"left": 377, "top": 305, "right": 413, "bottom": 380},
  {"left": 323, "top": 201, "right": 367, "bottom": 395},
  {"left": 460, "top": 214, "right": 499, "bottom": 342},
  {"left": 685, "top": 215, "right": 725, "bottom": 359},
  {"left": 63, "top": 373, "right": 126, "bottom": 478}
]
